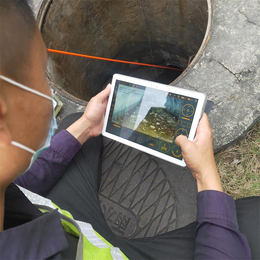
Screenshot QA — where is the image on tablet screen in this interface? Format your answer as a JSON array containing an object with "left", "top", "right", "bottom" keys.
[
  {"left": 111, "top": 81, "right": 183, "bottom": 143},
  {"left": 107, "top": 80, "right": 198, "bottom": 160}
]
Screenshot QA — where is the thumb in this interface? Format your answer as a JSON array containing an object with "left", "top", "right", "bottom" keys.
[
  {"left": 175, "top": 135, "right": 189, "bottom": 149},
  {"left": 95, "top": 83, "right": 111, "bottom": 103}
]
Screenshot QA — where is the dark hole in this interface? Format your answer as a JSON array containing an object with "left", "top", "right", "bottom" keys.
[{"left": 41, "top": 0, "right": 209, "bottom": 101}]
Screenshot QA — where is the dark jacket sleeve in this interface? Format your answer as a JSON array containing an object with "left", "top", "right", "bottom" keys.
[
  {"left": 195, "top": 190, "right": 251, "bottom": 260},
  {"left": 14, "top": 130, "right": 81, "bottom": 196}
]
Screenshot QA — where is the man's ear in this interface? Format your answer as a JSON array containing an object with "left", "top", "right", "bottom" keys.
[{"left": 0, "top": 98, "right": 12, "bottom": 147}]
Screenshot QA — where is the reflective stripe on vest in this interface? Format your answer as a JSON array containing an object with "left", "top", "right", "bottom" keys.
[{"left": 17, "top": 185, "right": 127, "bottom": 260}]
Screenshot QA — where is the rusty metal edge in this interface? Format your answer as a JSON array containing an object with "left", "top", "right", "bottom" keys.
[
  {"left": 37, "top": 0, "right": 88, "bottom": 105},
  {"left": 170, "top": 0, "right": 213, "bottom": 86}
]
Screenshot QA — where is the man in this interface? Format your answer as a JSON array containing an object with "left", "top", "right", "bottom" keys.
[{"left": 0, "top": 1, "right": 259, "bottom": 259}]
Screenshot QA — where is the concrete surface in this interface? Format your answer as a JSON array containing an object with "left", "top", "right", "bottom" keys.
[{"left": 175, "top": 0, "right": 260, "bottom": 151}]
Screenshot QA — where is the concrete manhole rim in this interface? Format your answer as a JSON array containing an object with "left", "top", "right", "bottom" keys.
[
  {"left": 37, "top": 0, "right": 213, "bottom": 106},
  {"left": 173, "top": 0, "right": 213, "bottom": 86}
]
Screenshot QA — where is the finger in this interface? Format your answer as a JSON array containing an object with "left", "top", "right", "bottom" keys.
[
  {"left": 95, "top": 83, "right": 111, "bottom": 103},
  {"left": 198, "top": 113, "right": 210, "bottom": 131},
  {"left": 175, "top": 135, "right": 197, "bottom": 159},
  {"left": 102, "top": 95, "right": 109, "bottom": 109},
  {"left": 195, "top": 113, "right": 211, "bottom": 137},
  {"left": 175, "top": 134, "right": 189, "bottom": 148}
]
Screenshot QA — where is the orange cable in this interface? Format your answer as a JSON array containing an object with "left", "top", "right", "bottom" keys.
[{"left": 47, "top": 48, "right": 184, "bottom": 71}]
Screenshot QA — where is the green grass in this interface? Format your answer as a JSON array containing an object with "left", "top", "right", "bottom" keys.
[{"left": 215, "top": 121, "right": 260, "bottom": 199}]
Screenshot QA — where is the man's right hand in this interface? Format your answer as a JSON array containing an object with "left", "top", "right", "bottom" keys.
[{"left": 175, "top": 113, "right": 223, "bottom": 192}]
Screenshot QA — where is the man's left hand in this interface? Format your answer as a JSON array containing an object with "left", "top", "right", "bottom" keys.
[{"left": 66, "top": 84, "right": 111, "bottom": 144}]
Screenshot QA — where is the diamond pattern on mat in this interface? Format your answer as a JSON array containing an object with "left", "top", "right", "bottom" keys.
[{"left": 99, "top": 138, "right": 177, "bottom": 238}]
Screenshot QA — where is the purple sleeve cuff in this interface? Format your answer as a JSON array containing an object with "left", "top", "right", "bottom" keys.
[
  {"left": 195, "top": 190, "right": 251, "bottom": 260},
  {"left": 51, "top": 130, "right": 82, "bottom": 162},
  {"left": 196, "top": 190, "right": 238, "bottom": 228}
]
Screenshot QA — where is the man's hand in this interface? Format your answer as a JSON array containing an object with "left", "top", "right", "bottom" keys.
[
  {"left": 175, "top": 113, "right": 223, "bottom": 192},
  {"left": 66, "top": 84, "right": 111, "bottom": 144}
]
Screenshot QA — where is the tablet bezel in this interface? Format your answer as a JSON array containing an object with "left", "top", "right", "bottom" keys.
[{"left": 102, "top": 74, "right": 207, "bottom": 167}]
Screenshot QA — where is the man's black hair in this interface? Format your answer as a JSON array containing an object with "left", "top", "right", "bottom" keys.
[{"left": 0, "top": 0, "right": 38, "bottom": 82}]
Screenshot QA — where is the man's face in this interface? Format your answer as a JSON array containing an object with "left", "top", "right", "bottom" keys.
[{"left": 1, "top": 28, "right": 53, "bottom": 175}]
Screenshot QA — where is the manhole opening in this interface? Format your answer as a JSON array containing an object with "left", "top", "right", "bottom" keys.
[{"left": 40, "top": 0, "right": 210, "bottom": 101}]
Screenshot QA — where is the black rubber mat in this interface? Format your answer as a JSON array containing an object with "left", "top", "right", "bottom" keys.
[{"left": 99, "top": 138, "right": 177, "bottom": 239}]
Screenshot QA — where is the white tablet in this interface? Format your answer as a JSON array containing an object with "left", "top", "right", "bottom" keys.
[{"left": 102, "top": 74, "right": 207, "bottom": 167}]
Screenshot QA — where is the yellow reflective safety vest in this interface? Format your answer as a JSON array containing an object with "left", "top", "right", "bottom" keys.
[{"left": 18, "top": 186, "right": 128, "bottom": 260}]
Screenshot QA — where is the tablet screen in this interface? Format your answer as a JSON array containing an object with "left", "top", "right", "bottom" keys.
[{"left": 106, "top": 80, "right": 198, "bottom": 160}]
